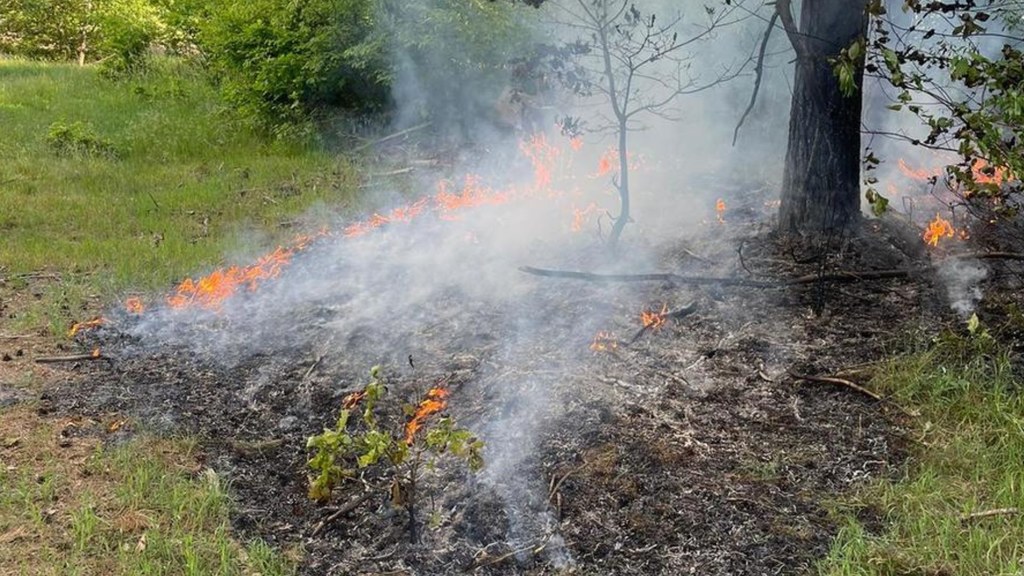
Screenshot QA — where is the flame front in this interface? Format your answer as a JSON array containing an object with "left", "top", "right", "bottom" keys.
[
  {"left": 69, "top": 317, "right": 105, "bottom": 337},
  {"left": 923, "top": 214, "right": 955, "bottom": 247},
  {"left": 405, "top": 387, "right": 449, "bottom": 445},
  {"left": 898, "top": 158, "right": 944, "bottom": 181},
  {"left": 641, "top": 304, "right": 669, "bottom": 330},
  {"left": 590, "top": 331, "right": 618, "bottom": 353},
  {"left": 167, "top": 246, "right": 296, "bottom": 310}
]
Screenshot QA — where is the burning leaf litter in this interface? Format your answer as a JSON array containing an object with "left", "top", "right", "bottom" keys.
[
  {"left": 589, "top": 331, "right": 619, "bottom": 353},
  {"left": 923, "top": 214, "right": 956, "bottom": 247},
  {"left": 68, "top": 317, "right": 105, "bottom": 337},
  {"left": 641, "top": 303, "right": 670, "bottom": 330}
]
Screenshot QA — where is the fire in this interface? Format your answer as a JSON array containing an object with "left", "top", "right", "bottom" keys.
[
  {"left": 716, "top": 198, "right": 726, "bottom": 224},
  {"left": 68, "top": 317, "right": 105, "bottom": 337},
  {"left": 569, "top": 136, "right": 584, "bottom": 152},
  {"left": 898, "top": 158, "right": 944, "bottom": 181},
  {"left": 91, "top": 347, "right": 101, "bottom": 358},
  {"left": 519, "top": 133, "right": 562, "bottom": 191},
  {"left": 589, "top": 331, "right": 619, "bottom": 353},
  {"left": 596, "top": 148, "right": 617, "bottom": 177},
  {"left": 923, "top": 214, "right": 955, "bottom": 247},
  {"left": 125, "top": 297, "right": 144, "bottom": 314},
  {"left": 167, "top": 246, "right": 295, "bottom": 311},
  {"left": 971, "top": 158, "right": 1010, "bottom": 185},
  {"left": 641, "top": 304, "right": 669, "bottom": 330},
  {"left": 405, "top": 387, "right": 449, "bottom": 445},
  {"left": 571, "top": 203, "right": 600, "bottom": 232}
]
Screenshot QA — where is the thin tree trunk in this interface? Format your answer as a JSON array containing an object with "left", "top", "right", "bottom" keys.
[
  {"left": 778, "top": 0, "right": 868, "bottom": 235},
  {"left": 608, "top": 120, "right": 630, "bottom": 247}
]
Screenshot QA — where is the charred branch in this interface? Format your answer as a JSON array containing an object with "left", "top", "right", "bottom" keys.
[{"left": 519, "top": 265, "right": 917, "bottom": 287}]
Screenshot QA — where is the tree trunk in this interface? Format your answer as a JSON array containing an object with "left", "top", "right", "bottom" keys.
[
  {"left": 778, "top": 0, "right": 868, "bottom": 235},
  {"left": 607, "top": 121, "right": 629, "bottom": 248}
]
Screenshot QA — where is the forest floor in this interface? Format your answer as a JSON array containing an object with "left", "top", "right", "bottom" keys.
[{"left": 4, "top": 61, "right": 1024, "bottom": 576}]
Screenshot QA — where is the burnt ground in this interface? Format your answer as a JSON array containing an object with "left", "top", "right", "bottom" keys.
[{"left": 34, "top": 201, "right": 964, "bottom": 575}]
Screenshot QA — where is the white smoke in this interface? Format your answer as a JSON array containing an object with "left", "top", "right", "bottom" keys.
[{"left": 937, "top": 258, "right": 988, "bottom": 317}]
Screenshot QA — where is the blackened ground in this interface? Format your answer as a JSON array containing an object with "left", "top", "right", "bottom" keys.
[{"left": 44, "top": 206, "right": 970, "bottom": 575}]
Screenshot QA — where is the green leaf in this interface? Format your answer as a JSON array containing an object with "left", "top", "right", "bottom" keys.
[{"left": 967, "top": 313, "right": 980, "bottom": 335}]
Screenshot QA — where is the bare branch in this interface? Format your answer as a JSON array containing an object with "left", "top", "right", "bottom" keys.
[{"left": 733, "top": 10, "right": 779, "bottom": 145}]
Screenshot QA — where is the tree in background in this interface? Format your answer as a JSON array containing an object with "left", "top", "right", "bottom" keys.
[
  {"left": 0, "top": 0, "right": 163, "bottom": 69},
  {"left": 551, "top": 0, "right": 748, "bottom": 248}
]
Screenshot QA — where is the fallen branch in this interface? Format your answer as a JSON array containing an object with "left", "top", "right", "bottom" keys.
[
  {"left": 960, "top": 507, "right": 1021, "bottom": 523},
  {"left": 788, "top": 371, "right": 883, "bottom": 402},
  {"left": 310, "top": 490, "right": 377, "bottom": 537},
  {"left": 35, "top": 353, "right": 106, "bottom": 364},
  {"left": 0, "top": 334, "right": 33, "bottom": 340},
  {"left": 351, "top": 122, "right": 432, "bottom": 153},
  {"left": 519, "top": 266, "right": 917, "bottom": 287}
]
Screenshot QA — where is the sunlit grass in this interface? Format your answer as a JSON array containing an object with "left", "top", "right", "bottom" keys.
[
  {"left": 0, "top": 411, "right": 296, "bottom": 575},
  {"left": 821, "top": 329, "right": 1024, "bottom": 575},
  {"left": 0, "top": 58, "right": 360, "bottom": 336}
]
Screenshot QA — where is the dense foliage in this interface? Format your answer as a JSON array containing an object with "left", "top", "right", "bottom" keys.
[
  {"left": 838, "top": 1, "right": 1024, "bottom": 217},
  {"left": 200, "top": 0, "right": 389, "bottom": 134},
  {"left": 1, "top": 0, "right": 530, "bottom": 136}
]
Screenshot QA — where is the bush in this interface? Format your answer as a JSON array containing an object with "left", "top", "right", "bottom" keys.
[
  {"left": 200, "top": 0, "right": 390, "bottom": 135},
  {"left": 46, "top": 121, "right": 119, "bottom": 158}
]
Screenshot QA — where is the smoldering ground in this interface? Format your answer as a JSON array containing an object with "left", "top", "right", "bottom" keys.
[{"left": 43, "top": 1, "right": 1012, "bottom": 573}]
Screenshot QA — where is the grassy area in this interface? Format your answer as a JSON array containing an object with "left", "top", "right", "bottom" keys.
[
  {"left": 821, "top": 327, "right": 1024, "bottom": 575},
  {"left": 0, "top": 58, "right": 360, "bottom": 336},
  {"left": 0, "top": 406, "right": 296, "bottom": 575},
  {"left": 0, "top": 59, "right": 362, "bottom": 574}
]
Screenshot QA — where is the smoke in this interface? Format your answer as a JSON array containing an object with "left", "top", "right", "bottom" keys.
[
  {"left": 937, "top": 258, "right": 988, "bottom": 317},
  {"left": 119, "top": 0, "right": 816, "bottom": 561}
]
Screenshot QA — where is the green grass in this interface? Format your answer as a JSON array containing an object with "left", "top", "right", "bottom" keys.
[
  {"left": 821, "top": 328, "right": 1024, "bottom": 575},
  {"left": 0, "top": 58, "right": 360, "bottom": 335},
  {"left": 0, "top": 418, "right": 296, "bottom": 575}
]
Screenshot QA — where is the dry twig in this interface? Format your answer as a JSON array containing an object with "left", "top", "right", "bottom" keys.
[
  {"left": 788, "top": 371, "right": 883, "bottom": 402},
  {"left": 310, "top": 491, "right": 377, "bottom": 537},
  {"left": 35, "top": 353, "right": 107, "bottom": 364},
  {"left": 960, "top": 507, "right": 1021, "bottom": 522}
]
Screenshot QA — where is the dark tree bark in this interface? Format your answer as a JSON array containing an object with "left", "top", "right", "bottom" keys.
[{"left": 776, "top": 0, "right": 869, "bottom": 235}]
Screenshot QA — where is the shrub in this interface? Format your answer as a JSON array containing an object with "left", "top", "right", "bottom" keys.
[
  {"left": 200, "top": 0, "right": 390, "bottom": 135},
  {"left": 46, "top": 121, "right": 119, "bottom": 158}
]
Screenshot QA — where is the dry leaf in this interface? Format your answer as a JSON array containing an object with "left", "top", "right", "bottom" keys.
[{"left": 135, "top": 533, "right": 147, "bottom": 553}]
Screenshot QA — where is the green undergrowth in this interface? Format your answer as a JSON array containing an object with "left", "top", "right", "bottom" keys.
[
  {"left": 0, "top": 411, "right": 296, "bottom": 575},
  {"left": 821, "top": 325, "right": 1024, "bottom": 575},
  {"left": 0, "top": 58, "right": 361, "bottom": 336}
]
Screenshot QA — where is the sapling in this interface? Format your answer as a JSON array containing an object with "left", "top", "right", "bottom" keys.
[{"left": 306, "top": 366, "right": 483, "bottom": 541}]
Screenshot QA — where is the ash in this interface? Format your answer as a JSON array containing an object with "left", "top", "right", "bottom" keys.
[{"left": 49, "top": 185, "right": 945, "bottom": 575}]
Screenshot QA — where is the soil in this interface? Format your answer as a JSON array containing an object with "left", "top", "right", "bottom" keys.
[{"left": 20, "top": 198, "right": 966, "bottom": 575}]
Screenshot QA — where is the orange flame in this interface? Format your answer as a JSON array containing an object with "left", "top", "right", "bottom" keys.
[
  {"left": 589, "top": 331, "right": 619, "bottom": 353},
  {"left": 923, "top": 214, "right": 955, "bottom": 247},
  {"left": 898, "top": 158, "right": 943, "bottom": 181},
  {"left": 68, "top": 317, "right": 105, "bottom": 337},
  {"left": 716, "top": 199, "right": 726, "bottom": 224},
  {"left": 167, "top": 246, "right": 295, "bottom": 311},
  {"left": 571, "top": 203, "right": 600, "bottom": 232},
  {"left": 641, "top": 304, "right": 669, "bottom": 330},
  {"left": 125, "top": 297, "right": 144, "bottom": 315},
  {"left": 569, "top": 136, "right": 584, "bottom": 152},
  {"left": 405, "top": 387, "right": 449, "bottom": 445},
  {"left": 971, "top": 158, "right": 1010, "bottom": 185}
]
